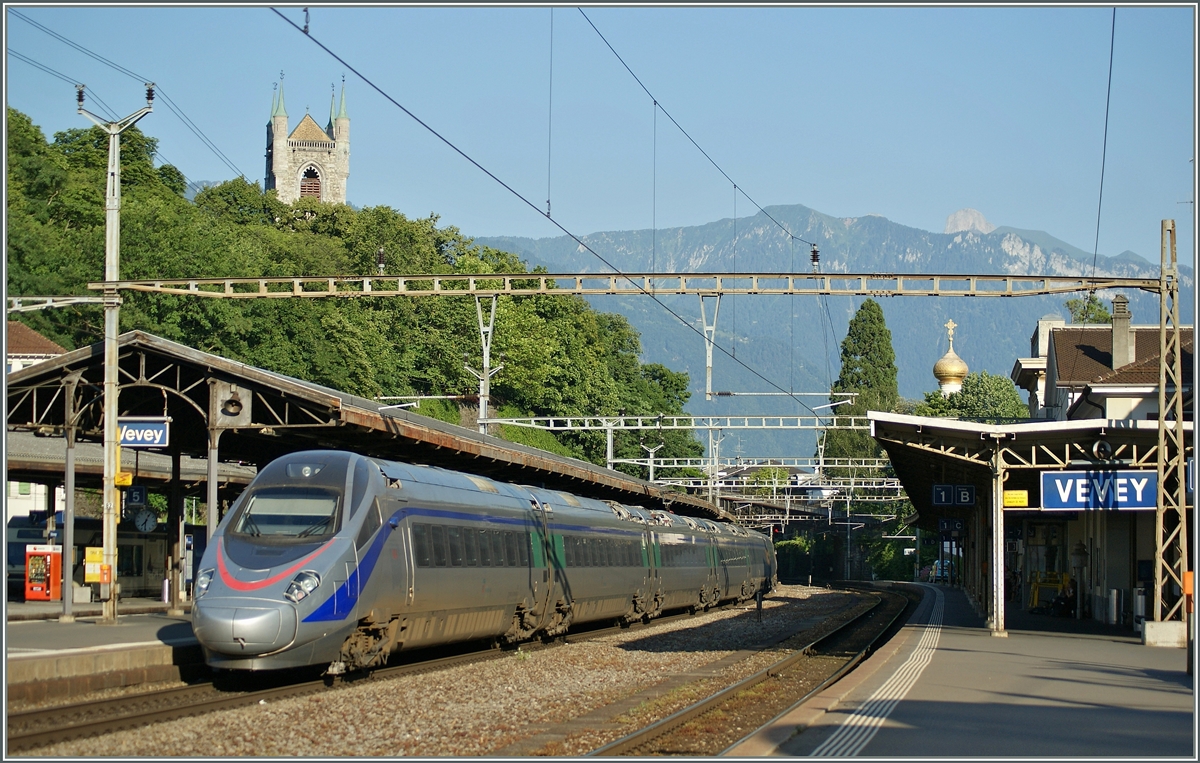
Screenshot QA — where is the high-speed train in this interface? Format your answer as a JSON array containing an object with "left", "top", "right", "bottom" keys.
[{"left": 192, "top": 451, "right": 776, "bottom": 674}]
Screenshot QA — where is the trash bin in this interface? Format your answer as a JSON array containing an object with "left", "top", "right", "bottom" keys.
[
  {"left": 1108, "top": 588, "right": 1119, "bottom": 625},
  {"left": 1134, "top": 588, "right": 1146, "bottom": 634}
]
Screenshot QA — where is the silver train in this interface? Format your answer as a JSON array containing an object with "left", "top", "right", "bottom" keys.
[{"left": 192, "top": 451, "right": 777, "bottom": 674}]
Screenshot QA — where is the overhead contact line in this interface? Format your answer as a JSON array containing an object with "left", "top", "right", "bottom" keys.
[{"left": 270, "top": 7, "right": 821, "bottom": 414}]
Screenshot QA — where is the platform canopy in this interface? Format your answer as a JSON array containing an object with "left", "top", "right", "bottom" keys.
[
  {"left": 6, "top": 331, "right": 725, "bottom": 520},
  {"left": 868, "top": 412, "right": 1186, "bottom": 529}
]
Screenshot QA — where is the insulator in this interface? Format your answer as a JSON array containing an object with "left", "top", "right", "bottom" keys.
[
  {"left": 810, "top": 244, "right": 820, "bottom": 272},
  {"left": 145, "top": 83, "right": 156, "bottom": 105}
]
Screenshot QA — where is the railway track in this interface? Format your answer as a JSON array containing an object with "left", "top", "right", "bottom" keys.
[
  {"left": 6, "top": 602, "right": 736, "bottom": 754},
  {"left": 586, "top": 585, "right": 917, "bottom": 757}
]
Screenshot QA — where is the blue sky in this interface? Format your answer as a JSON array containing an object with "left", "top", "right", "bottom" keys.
[{"left": 6, "top": 5, "right": 1195, "bottom": 263}]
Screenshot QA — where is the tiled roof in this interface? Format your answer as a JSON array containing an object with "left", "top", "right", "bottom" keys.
[
  {"left": 288, "top": 114, "right": 333, "bottom": 142},
  {"left": 1051, "top": 326, "right": 1193, "bottom": 386},
  {"left": 6, "top": 322, "right": 66, "bottom": 356}
]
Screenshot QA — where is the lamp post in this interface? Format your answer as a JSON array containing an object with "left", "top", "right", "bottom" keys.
[
  {"left": 78, "top": 84, "right": 153, "bottom": 623},
  {"left": 1071, "top": 540, "right": 1089, "bottom": 620}
]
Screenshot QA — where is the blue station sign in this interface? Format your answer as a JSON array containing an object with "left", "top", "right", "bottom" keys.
[
  {"left": 1041, "top": 470, "right": 1157, "bottom": 510},
  {"left": 118, "top": 417, "right": 170, "bottom": 448}
]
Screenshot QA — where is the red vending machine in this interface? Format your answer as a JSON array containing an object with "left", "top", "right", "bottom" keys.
[{"left": 25, "top": 545, "right": 62, "bottom": 601}]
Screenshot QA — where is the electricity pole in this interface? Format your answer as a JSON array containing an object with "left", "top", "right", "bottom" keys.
[
  {"left": 78, "top": 83, "right": 153, "bottom": 623},
  {"left": 464, "top": 296, "right": 503, "bottom": 435}
]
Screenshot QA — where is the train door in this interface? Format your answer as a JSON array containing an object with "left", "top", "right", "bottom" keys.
[
  {"left": 528, "top": 499, "right": 556, "bottom": 630},
  {"left": 380, "top": 499, "right": 410, "bottom": 611}
]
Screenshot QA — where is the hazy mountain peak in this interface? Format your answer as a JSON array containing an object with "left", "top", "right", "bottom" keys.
[{"left": 945, "top": 208, "right": 996, "bottom": 235}]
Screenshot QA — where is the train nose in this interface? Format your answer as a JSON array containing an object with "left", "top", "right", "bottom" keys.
[{"left": 193, "top": 598, "right": 298, "bottom": 656}]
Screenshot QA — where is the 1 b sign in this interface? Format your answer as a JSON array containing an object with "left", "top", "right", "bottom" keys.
[{"left": 1041, "top": 470, "right": 1157, "bottom": 510}]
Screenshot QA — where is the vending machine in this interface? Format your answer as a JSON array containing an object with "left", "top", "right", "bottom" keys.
[{"left": 25, "top": 544, "right": 62, "bottom": 601}]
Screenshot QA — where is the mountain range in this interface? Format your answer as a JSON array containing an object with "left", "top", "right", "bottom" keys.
[{"left": 477, "top": 204, "right": 1194, "bottom": 458}]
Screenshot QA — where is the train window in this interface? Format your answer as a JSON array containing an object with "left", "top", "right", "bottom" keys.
[
  {"left": 490, "top": 530, "right": 505, "bottom": 567},
  {"left": 447, "top": 527, "right": 464, "bottom": 567},
  {"left": 350, "top": 457, "right": 371, "bottom": 516},
  {"left": 564, "top": 536, "right": 575, "bottom": 568},
  {"left": 412, "top": 524, "right": 431, "bottom": 567},
  {"left": 232, "top": 487, "right": 340, "bottom": 540},
  {"left": 464, "top": 527, "right": 479, "bottom": 566},
  {"left": 430, "top": 525, "right": 448, "bottom": 567},
  {"left": 601, "top": 539, "right": 611, "bottom": 567},
  {"left": 477, "top": 529, "right": 493, "bottom": 567},
  {"left": 504, "top": 532, "right": 518, "bottom": 567},
  {"left": 355, "top": 500, "right": 383, "bottom": 551},
  {"left": 518, "top": 532, "right": 529, "bottom": 567}
]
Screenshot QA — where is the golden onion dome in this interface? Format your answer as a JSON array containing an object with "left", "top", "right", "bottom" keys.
[
  {"left": 933, "top": 347, "right": 969, "bottom": 383},
  {"left": 933, "top": 318, "right": 968, "bottom": 385}
]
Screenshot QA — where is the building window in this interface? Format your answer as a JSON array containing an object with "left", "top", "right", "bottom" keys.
[
  {"left": 300, "top": 166, "right": 321, "bottom": 198},
  {"left": 18, "top": 482, "right": 31, "bottom": 496}
]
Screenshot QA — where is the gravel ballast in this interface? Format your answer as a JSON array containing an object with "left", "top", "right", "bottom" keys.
[{"left": 23, "top": 585, "right": 861, "bottom": 757}]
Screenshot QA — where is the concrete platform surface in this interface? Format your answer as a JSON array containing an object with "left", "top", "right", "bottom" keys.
[
  {"left": 729, "top": 583, "right": 1194, "bottom": 758},
  {"left": 6, "top": 600, "right": 200, "bottom": 702}
]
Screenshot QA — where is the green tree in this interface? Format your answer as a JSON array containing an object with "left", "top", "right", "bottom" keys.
[
  {"left": 830, "top": 299, "right": 898, "bottom": 412},
  {"left": 5, "top": 108, "right": 708, "bottom": 471},
  {"left": 822, "top": 299, "right": 899, "bottom": 468},
  {"left": 750, "top": 466, "right": 791, "bottom": 498},
  {"left": 1065, "top": 294, "right": 1110, "bottom": 324},
  {"left": 914, "top": 370, "right": 1028, "bottom": 422}
]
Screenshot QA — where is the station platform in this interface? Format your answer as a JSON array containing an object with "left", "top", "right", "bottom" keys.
[
  {"left": 729, "top": 583, "right": 1194, "bottom": 758},
  {"left": 5, "top": 598, "right": 201, "bottom": 705}
]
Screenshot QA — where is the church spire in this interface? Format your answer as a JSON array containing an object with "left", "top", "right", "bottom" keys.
[
  {"left": 337, "top": 81, "right": 348, "bottom": 120},
  {"left": 272, "top": 79, "right": 288, "bottom": 118},
  {"left": 327, "top": 86, "right": 337, "bottom": 135}
]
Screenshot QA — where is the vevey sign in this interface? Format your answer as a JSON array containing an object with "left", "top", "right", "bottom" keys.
[
  {"left": 118, "top": 417, "right": 170, "bottom": 448},
  {"left": 1041, "top": 470, "right": 1157, "bottom": 510}
]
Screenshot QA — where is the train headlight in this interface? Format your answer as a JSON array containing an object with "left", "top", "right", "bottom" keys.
[
  {"left": 283, "top": 571, "right": 322, "bottom": 603},
  {"left": 195, "top": 568, "right": 215, "bottom": 598}
]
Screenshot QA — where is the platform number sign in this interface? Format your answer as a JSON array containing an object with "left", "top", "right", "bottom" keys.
[
  {"left": 933, "top": 484, "right": 975, "bottom": 506},
  {"left": 123, "top": 485, "right": 148, "bottom": 509}
]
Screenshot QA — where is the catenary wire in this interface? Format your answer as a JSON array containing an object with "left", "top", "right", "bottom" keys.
[
  {"left": 546, "top": 7, "right": 554, "bottom": 217},
  {"left": 1067, "top": 7, "right": 1117, "bottom": 397},
  {"left": 578, "top": 8, "right": 815, "bottom": 250},
  {"left": 8, "top": 49, "right": 117, "bottom": 120},
  {"left": 10, "top": 9, "right": 246, "bottom": 179},
  {"left": 270, "top": 7, "right": 819, "bottom": 416},
  {"left": 7, "top": 48, "right": 196, "bottom": 190}
]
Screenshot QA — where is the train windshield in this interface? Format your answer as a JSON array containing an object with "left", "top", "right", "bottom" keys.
[{"left": 231, "top": 487, "right": 341, "bottom": 540}]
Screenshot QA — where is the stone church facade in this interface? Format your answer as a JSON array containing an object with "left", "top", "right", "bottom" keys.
[{"left": 265, "top": 82, "right": 350, "bottom": 205}]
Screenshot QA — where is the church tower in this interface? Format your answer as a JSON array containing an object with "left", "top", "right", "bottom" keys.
[{"left": 265, "top": 80, "right": 350, "bottom": 205}]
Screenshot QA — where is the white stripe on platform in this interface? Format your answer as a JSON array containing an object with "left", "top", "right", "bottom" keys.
[
  {"left": 811, "top": 586, "right": 944, "bottom": 757},
  {"left": 6, "top": 639, "right": 195, "bottom": 660}
]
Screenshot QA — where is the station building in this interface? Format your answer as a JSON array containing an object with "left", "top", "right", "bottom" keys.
[
  {"left": 873, "top": 295, "right": 1192, "bottom": 645},
  {"left": 5, "top": 322, "right": 67, "bottom": 519}
]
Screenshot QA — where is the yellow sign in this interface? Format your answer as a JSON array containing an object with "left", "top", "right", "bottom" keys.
[
  {"left": 84, "top": 547, "right": 103, "bottom": 583},
  {"left": 1003, "top": 489, "right": 1029, "bottom": 508},
  {"left": 115, "top": 471, "right": 134, "bottom": 486}
]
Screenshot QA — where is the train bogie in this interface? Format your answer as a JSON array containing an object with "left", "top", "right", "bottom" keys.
[{"left": 191, "top": 450, "right": 776, "bottom": 674}]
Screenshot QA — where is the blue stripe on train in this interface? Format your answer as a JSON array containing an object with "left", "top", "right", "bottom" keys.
[{"left": 301, "top": 504, "right": 673, "bottom": 623}]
